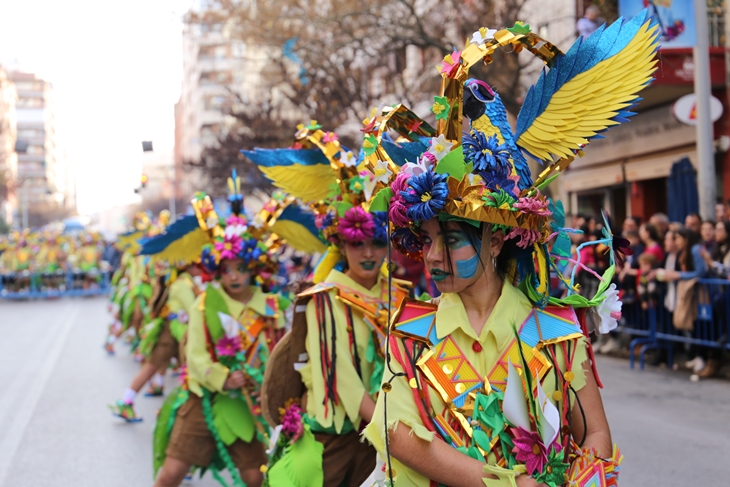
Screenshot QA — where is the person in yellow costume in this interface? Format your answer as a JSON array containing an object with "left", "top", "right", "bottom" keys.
[
  {"left": 110, "top": 261, "right": 203, "bottom": 421},
  {"left": 243, "top": 124, "right": 412, "bottom": 487},
  {"left": 356, "top": 10, "right": 659, "bottom": 486},
  {"left": 37, "top": 233, "right": 67, "bottom": 291},
  {"left": 154, "top": 195, "right": 286, "bottom": 487}
]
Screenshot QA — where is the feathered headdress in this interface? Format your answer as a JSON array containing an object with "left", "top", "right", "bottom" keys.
[{"left": 365, "top": 10, "right": 658, "bottom": 304}]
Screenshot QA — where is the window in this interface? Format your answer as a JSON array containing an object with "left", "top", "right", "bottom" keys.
[{"left": 16, "top": 97, "right": 44, "bottom": 108}]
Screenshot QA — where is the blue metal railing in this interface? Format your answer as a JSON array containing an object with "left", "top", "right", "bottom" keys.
[
  {"left": 620, "top": 278, "right": 730, "bottom": 369},
  {"left": 0, "top": 270, "right": 112, "bottom": 299}
]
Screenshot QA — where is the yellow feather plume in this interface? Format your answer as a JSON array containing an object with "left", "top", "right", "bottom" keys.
[{"left": 313, "top": 246, "right": 341, "bottom": 284}]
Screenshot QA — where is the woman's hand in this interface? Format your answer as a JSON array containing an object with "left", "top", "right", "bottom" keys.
[
  {"left": 223, "top": 370, "right": 246, "bottom": 390},
  {"left": 699, "top": 247, "right": 714, "bottom": 266},
  {"left": 515, "top": 475, "right": 547, "bottom": 487}
]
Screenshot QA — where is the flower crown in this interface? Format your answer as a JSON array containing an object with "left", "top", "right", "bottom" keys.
[{"left": 192, "top": 193, "right": 278, "bottom": 275}]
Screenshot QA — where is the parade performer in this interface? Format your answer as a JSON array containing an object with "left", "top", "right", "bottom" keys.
[
  {"left": 153, "top": 178, "right": 295, "bottom": 487},
  {"left": 110, "top": 214, "right": 207, "bottom": 421},
  {"left": 0, "top": 231, "right": 34, "bottom": 293},
  {"left": 244, "top": 124, "right": 411, "bottom": 487},
  {"left": 357, "top": 10, "right": 658, "bottom": 487}
]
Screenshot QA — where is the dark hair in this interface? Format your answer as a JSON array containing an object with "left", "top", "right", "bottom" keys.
[
  {"left": 640, "top": 223, "right": 660, "bottom": 244},
  {"left": 712, "top": 221, "right": 730, "bottom": 261},
  {"left": 437, "top": 220, "right": 517, "bottom": 281},
  {"left": 675, "top": 229, "right": 701, "bottom": 271},
  {"left": 686, "top": 212, "right": 702, "bottom": 223}
]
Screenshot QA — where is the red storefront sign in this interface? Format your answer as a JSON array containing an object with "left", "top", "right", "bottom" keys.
[{"left": 655, "top": 48, "right": 727, "bottom": 87}]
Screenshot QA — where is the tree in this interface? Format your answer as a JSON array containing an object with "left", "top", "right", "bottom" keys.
[
  {"left": 184, "top": 93, "right": 296, "bottom": 197},
  {"left": 186, "top": 0, "right": 532, "bottom": 132}
]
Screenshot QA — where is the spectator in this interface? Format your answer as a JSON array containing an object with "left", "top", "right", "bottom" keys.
[
  {"left": 639, "top": 223, "right": 665, "bottom": 262},
  {"left": 700, "top": 219, "right": 716, "bottom": 251},
  {"left": 637, "top": 253, "right": 660, "bottom": 310},
  {"left": 715, "top": 203, "right": 727, "bottom": 223},
  {"left": 622, "top": 216, "right": 641, "bottom": 236},
  {"left": 654, "top": 229, "right": 708, "bottom": 374},
  {"left": 577, "top": 5, "right": 601, "bottom": 39},
  {"left": 700, "top": 221, "right": 730, "bottom": 277},
  {"left": 649, "top": 212, "right": 670, "bottom": 239},
  {"left": 684, "top": 213, "right": 702, "bottom": 233}
]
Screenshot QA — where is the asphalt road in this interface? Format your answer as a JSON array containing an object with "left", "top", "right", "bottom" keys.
[{"left": 0, "top": 297, "right": 728, "bottom": 487}]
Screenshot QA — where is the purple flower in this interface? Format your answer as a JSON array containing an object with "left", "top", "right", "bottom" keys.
[
  {"left": 216, "top": 335, "right": 241, "bottom": 357},
  {"left": 511, "top": 426, "right": 548, "bottom": 476},
  {"left": 339, "top": 206, "right": 375, "bottom": 243},
  {"left": 389, "top": 173, "right": 412, "bottom": 227},
  {"left": 281, "top": 402, "right": 304, "bottom": 442}
]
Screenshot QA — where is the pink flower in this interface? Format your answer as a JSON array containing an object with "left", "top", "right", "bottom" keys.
[
  {"left": 323, "top": 131, "right": 338, "bottom": 143},
  {"left": 506, "top": 228, "right": 542, "bottom": 249},
  {"left": 339, "top": 206, "right": 375, "bottom": 242},
  {"left": 215, "top": 234, "right": 243, "bottom": 260},
  {"left": 513, "top": 192, "right": 552, "bottom": 217},
  {"left": 441, "top": 49, "right": 462, "bottom": 77},
  {"left": 178, "top": 364, "right": 188, "bottom": 385},
  {"left": 215, "top": 335, "right": 241, "bottom": 357},
  {"left": 511, "top": 427, "right": 549, "bottom": 476},
  {"left": 225, "top": 214, "right": 247, "bottom": 226},
  {"left": 281, "top": 402, "right": 304, "bottom": 442},
  {"left": 389, "top": 173, "right": 412, "bottom": 227}
]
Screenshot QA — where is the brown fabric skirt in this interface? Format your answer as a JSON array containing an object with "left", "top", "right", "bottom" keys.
[
  {"left": 314, "top": 430, "right": 376, "bottom": 487},
  {"left": 147, "top": 321, "right": 178, "bottom": 368},
  {"left": 166, "top": 394, "right": 268, "bottom": 472}
]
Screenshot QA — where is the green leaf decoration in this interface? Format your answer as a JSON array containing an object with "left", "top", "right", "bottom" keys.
[
  {"left": 204, "top": 286, "right": 229, "bottom": 342},
  {"left": 535, "top": 173, "right": 560, "bottom": 191},
  {"left": 507, "top": 21, "right": 531, "bottom": 34},
  {"left": 535, "top": 448, "right": 571, "bottom": 487},
  {"left": 266, "top": 425, "right": 324, "bottom": 487},
  {"left": 417, "top": 292, "right": 432, "bottom": 302},
  {"left": 334, "top": 201, "right": 354, "bottom": 217},
  {"left": 431, "top": 95, "right": 451, "bottom": 121},
  {"left": 153, "top": 387, "right": 183, "bottom": 476},
  {"left": 363, "top": 134, "right": 379, "bottom": 156},
  {"left": 369, "top": 187, "right": 394, "bottom": 212},
  {"left": 139, "top": 318, "right": 164, "bottom": 358},
  {"left": 472, "top": 428, "right": 492, "bottom": 452},
  {"left": 435, "top": 146, "right": 466, "bottom": 179},
  {"left": 213, "top": 394, "right": 255, "bottom": 444},
  {"left": 327, "top": 181, "right": 342, "bottom": 199}
]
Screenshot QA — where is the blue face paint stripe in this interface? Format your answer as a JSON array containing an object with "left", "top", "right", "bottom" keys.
[{"left": 455, "top": 253, "right": 480, "bottom": 279}]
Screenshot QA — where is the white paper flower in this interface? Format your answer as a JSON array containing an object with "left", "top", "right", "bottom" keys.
[
  {"left": 224, "top": 224, "right": 247, "bottom": 238},
  {"left": 341, "top": 151, "right": 358, "bottom": 168},
  {"left": 205, "top": 216, "right": 219, "bottom": 229},
  {"left": 250, "top": 215, "right": 266, "bottom": 229},
  {"left": 217, "top": 312, "right": 242, "bottom": 339},
  {"left": 470, "top": 27, "right": 498, "bottom": 46},
  {"left": 402, "top": 159, "right": 429, "bottom": 176},
  {"left": 596, "top": 283, "right": 622, "bottom": 334},
  {"left": 427, "top": 134, "right": 455, "bottom": 161}
]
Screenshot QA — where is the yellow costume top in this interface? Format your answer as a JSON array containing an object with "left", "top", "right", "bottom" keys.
[
  {"left": 364, "top": 280, "right": 588, "bottom": 487},
  {"left": 186, "top": 284, "right": 285, "bottom": 398}
]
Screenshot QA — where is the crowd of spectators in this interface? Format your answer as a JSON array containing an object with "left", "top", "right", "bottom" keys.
[{"left": 561, "top": 203, "right": 730, "bottom": 380}]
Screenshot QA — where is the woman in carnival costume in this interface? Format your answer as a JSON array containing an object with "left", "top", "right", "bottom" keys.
[
  {"left": 154, "top": 181, "right": 295, "bottom": 487},
  {"left": 109, "top": 213, "right": 209, "bottom": 422},
  {"left": 243, "top": 123, "right": 411, "bottom": 487},
  {"left": 106, "top": 212, "right": 166, "bottom": 355},
  {"left": 359, "top": 10, "right": 658, "bottom": 487}
]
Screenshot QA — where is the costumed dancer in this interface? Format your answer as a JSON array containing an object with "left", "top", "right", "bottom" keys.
[
  {"left": 153, "top": 179, "right": 291, "bottom": 487},
  {"left": 110, "top": 214, "right": 207, "bottom": 422},
  {"left": 243, "top": 124, "right": 411, "bottom": 487},
  {"left": 359, "top": 10, "right": 658, "bottom": 487}
]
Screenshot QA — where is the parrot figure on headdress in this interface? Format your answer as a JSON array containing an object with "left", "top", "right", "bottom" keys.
[{"left": 460, "top": 10, "right": 658, "bottom": 194}]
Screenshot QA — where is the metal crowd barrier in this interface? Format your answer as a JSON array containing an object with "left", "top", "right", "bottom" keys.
[
  {"left": 620, "top": 278, "right": 730, "bottom": 369},
  {"left": 0, "top": 270, "right": 112, "bottom": 300}
]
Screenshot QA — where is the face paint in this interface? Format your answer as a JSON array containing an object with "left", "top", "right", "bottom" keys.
[
  {"left": 360, "top": 260, "right": 376, "bottom": 270},
  {"left": 455, "top": 253, "right": 480, "bottom": 279},
  {"left": 444, "top": 231, "right": 473, "bottom": 250}
]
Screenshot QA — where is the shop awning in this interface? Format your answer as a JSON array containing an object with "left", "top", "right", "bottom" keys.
[
  {"left": 561, "top": 162, "right": 624, "bottom": 192},
  {"left": 624, "top": 148, "right": 697, "bottom": 182}
]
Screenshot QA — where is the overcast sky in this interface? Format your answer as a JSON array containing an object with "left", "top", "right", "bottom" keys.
[{"left": 0, "top": 0, "right": 192, "bottom": 215}]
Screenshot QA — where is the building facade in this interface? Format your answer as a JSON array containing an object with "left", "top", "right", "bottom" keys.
[
  {"left": 9, "top": 71, "right": 59, "bottom": 223},
  {"left": 0, "top": 65, "right": 18, "bottom": 226}
]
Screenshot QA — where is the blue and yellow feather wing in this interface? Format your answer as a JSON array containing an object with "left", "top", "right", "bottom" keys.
[
  {"left": 515, "top": 9, "right": 659, "bottom": 161},
  {"left": 241, "top": 148, "right": 336, "bottom": 202}
]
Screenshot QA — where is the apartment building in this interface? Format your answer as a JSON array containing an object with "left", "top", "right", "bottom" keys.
[{"left": 0, "top": 65, "right": 18, "bottom": 225}]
